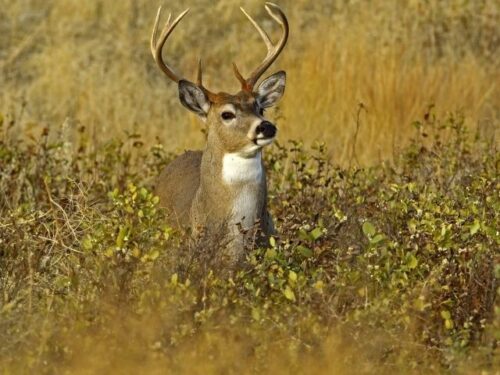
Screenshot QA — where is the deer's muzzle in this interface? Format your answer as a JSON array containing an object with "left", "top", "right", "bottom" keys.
[{"left": 256, "top": 121, "right": 277, "bottom": 139}]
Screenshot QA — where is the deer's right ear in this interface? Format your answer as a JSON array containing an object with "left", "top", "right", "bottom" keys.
[
  {"left": 255, "top": 71, "right": 286, "bottom": 108},
  {"left": 178, "top": 80, "right": 211, "bottom": 117}
]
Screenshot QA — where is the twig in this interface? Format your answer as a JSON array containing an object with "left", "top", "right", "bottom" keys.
[{"left": 349, "top": 102, "right": 366, "bottom": 167}]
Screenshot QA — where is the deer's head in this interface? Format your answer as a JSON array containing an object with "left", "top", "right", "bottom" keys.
[{"left": 151, "top": 3, "right": 288, "bottom": 156}]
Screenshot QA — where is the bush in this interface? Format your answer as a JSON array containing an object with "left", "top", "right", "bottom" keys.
[{"left": 0, "top": 111, "right": 497, "bottom": 374}]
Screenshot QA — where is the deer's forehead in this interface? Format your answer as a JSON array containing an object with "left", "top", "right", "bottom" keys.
[{"left": 210, "top": 91, "right": 257, "bottom": 111}]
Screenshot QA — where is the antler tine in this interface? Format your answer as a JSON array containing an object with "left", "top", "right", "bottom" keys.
[
  {"left": 239, "top": 7, "right": 273, "bottom": 51},
  {"left": 238, "top": 2, "right": 289, "bottom": 90},
  {"left": 150, "top": 7, "right": 170, "bottom": 56},
  {"left": 232, "top": 62, "right": 248, "bottom": 90},
  {"left": 150, "top": 7, "right": 190, "bottom": 83}
]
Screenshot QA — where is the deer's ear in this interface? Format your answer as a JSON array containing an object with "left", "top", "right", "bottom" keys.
[
  {"left": 178, "top": 80, "right": 210, "bottom": 117},
  {"left": 256, "top": 71, "right": 286, "bottom": 108}
]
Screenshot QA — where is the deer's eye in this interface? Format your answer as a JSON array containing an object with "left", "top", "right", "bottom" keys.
[
  {"left": 221, "top": 112, "right": 236, "bottom": 120},
  {"left": 259, "top": 107, "right": 265, "bottom": 116}
]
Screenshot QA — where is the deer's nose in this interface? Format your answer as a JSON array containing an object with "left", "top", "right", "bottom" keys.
[{"left": 256, "top": 121, "right": 277, "bottom": 138}]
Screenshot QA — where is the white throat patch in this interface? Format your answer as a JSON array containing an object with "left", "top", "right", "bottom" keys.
[
  {"left": 222, "top": 152, "right": 263, "bottom": 228},
  {"left": 222, "top": 152, "right": 263, "bottom": 185}
]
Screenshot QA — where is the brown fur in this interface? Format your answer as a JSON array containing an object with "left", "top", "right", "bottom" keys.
[
  {"left": 151, "top": 4, "right": 287, "bottom": 263},
  {"left": 155, "top": 90, "right": 275, "bottom": 260},
  {"left": 155, "top": 150, "right": 201, "bottom": 227}
]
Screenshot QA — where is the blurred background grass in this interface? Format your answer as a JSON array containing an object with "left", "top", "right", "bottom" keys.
[{"left": 1, "top": 0, "right": 498, "bottom": 165}]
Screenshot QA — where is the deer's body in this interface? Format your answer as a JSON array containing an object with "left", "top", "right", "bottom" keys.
[
  {"left": 150, "top": 3, "right": 288, "bottom": 261},
  {"left": 155, "top": 150, "right": 201, "bottom": 227},
  {"left": 155, "top": 149, "right": 273, "bottom": 234}
]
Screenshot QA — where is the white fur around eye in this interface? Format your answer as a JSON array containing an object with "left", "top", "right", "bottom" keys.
[
  {"left": 220, "top": 104, "right": 237, "bottom": 124},
  {"left": 220, "top": 105, "right": 235, "bottom": 114},
  {"left": 221, "top": 113, "right": 236, "bottom": 122}
]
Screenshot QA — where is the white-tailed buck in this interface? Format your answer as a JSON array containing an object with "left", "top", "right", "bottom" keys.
[{"left": 151, "top": 3, "right": 288, "bottom": 260}]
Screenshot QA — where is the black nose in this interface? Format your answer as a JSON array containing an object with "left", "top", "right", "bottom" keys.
[{"left": 256, "top": 121, "right": 277, "bottom": 138}]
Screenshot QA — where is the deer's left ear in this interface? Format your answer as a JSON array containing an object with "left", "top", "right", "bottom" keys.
[
  {"left": 178, "top": 80, "right": 211, "bottom": 117},
  {"left": 256, "top": 71, "right": 286, "bottom": 108}
]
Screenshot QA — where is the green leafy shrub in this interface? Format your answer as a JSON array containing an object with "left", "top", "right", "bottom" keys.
[{"left": 0, "top": 111, "right": 497, "bottom": 374}]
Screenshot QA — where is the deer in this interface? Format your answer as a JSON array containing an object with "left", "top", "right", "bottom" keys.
[{"left": 151, "top": 3, "right": 288, "bottom": 262}]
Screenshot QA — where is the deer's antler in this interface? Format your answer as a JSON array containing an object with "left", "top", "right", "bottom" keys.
[
  {"left": 233, "top": 2, "right": 289, "bottom": 91},
  {"left": 151, "top": 8, "right": 212, "bottom": 92},
  {"left": 152, "top": 4, "right": 288, "bottom": 95},
  {"left": 151, "top": 7, "right": 190, "bottom": 83}
]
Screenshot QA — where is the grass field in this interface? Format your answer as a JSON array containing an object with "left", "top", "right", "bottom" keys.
[
  {"left": 0, "top": 0, "right": 499, "bottom": 373},
  {"left": 1, "top": 0, "right": 498, "bottom": 164}
]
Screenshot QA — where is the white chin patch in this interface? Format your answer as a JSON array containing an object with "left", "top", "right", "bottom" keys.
[{"left": 256, "top": 138, "right": 275, "bottom": 147}]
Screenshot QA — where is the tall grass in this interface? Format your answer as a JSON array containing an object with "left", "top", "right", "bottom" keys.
[{"left": 1, "top": 0, "right": 498, "bottom": 164}]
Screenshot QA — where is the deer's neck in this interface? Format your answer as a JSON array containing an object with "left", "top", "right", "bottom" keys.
[
  {"left": 222, "top": 152, "right": 263, "bottom": 185},
  {"left": 198, "top": 146, "right": 265, "bottom": 229},
  {"left": 222, "top": 151, "right": 264, "bottom": 228}
]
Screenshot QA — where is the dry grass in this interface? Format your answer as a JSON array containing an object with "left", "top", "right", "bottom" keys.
[{"left": 1, "top": 0, "right": 498, "bottom": 164}]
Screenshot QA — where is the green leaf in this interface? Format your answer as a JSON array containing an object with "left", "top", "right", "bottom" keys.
[
  {"left": 370, "top": 234, "right": 385, "bottom": 244},
  {"left": 283, "top": 286, "right": 296, "bottom": 301},
  {"left": 313, "top": 280, "right": 324, "bottom": 292},
  {"left": 407, "top": 254, "right": 418, "bottom": 269},
  {"left": 139, "top": 187, "right": 148, "bottom": 199},
  {"left": 251, "top": 308, "right": 261, "bottom": 321},
  {"left": 470, "top": 219, "right": 480, "bottom": 235},
  {"left": 116, "top": 226, "right": 127, "bottom": 248},
  {"left": 444, "top": 319, "right": 454, "bottom": 330},
  {"left": 104, "top": 247, "right": 114, "bottom": 257},
  {"left": 265, "top": 248, "right": 277, "bottom": 259},
  {"left": 362, "top": 221, "right": 376, "bottom": 237},
  {"left": 269, "top": 236, "right": 276, "bottom": 248},
  {"left": 170, "top": 273, "right": 178, "bottom": 286},
  {"left": 82, "top": 237, "right": 93, "bottom": 251},
  {"left": 298, "top": 229, "right": 311, "bottom": 241},
  {"left": 440, "top": 310, "right": 451, "bottom": 320},
  {"left": 310, "top": 227, "right": 323, "bottom": 241},
  {"left": 149, "top": 249, "right": 160, "bottom": 261},
  {"left": 296, "top": 245, "right": 313, "bottom": 258}
]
